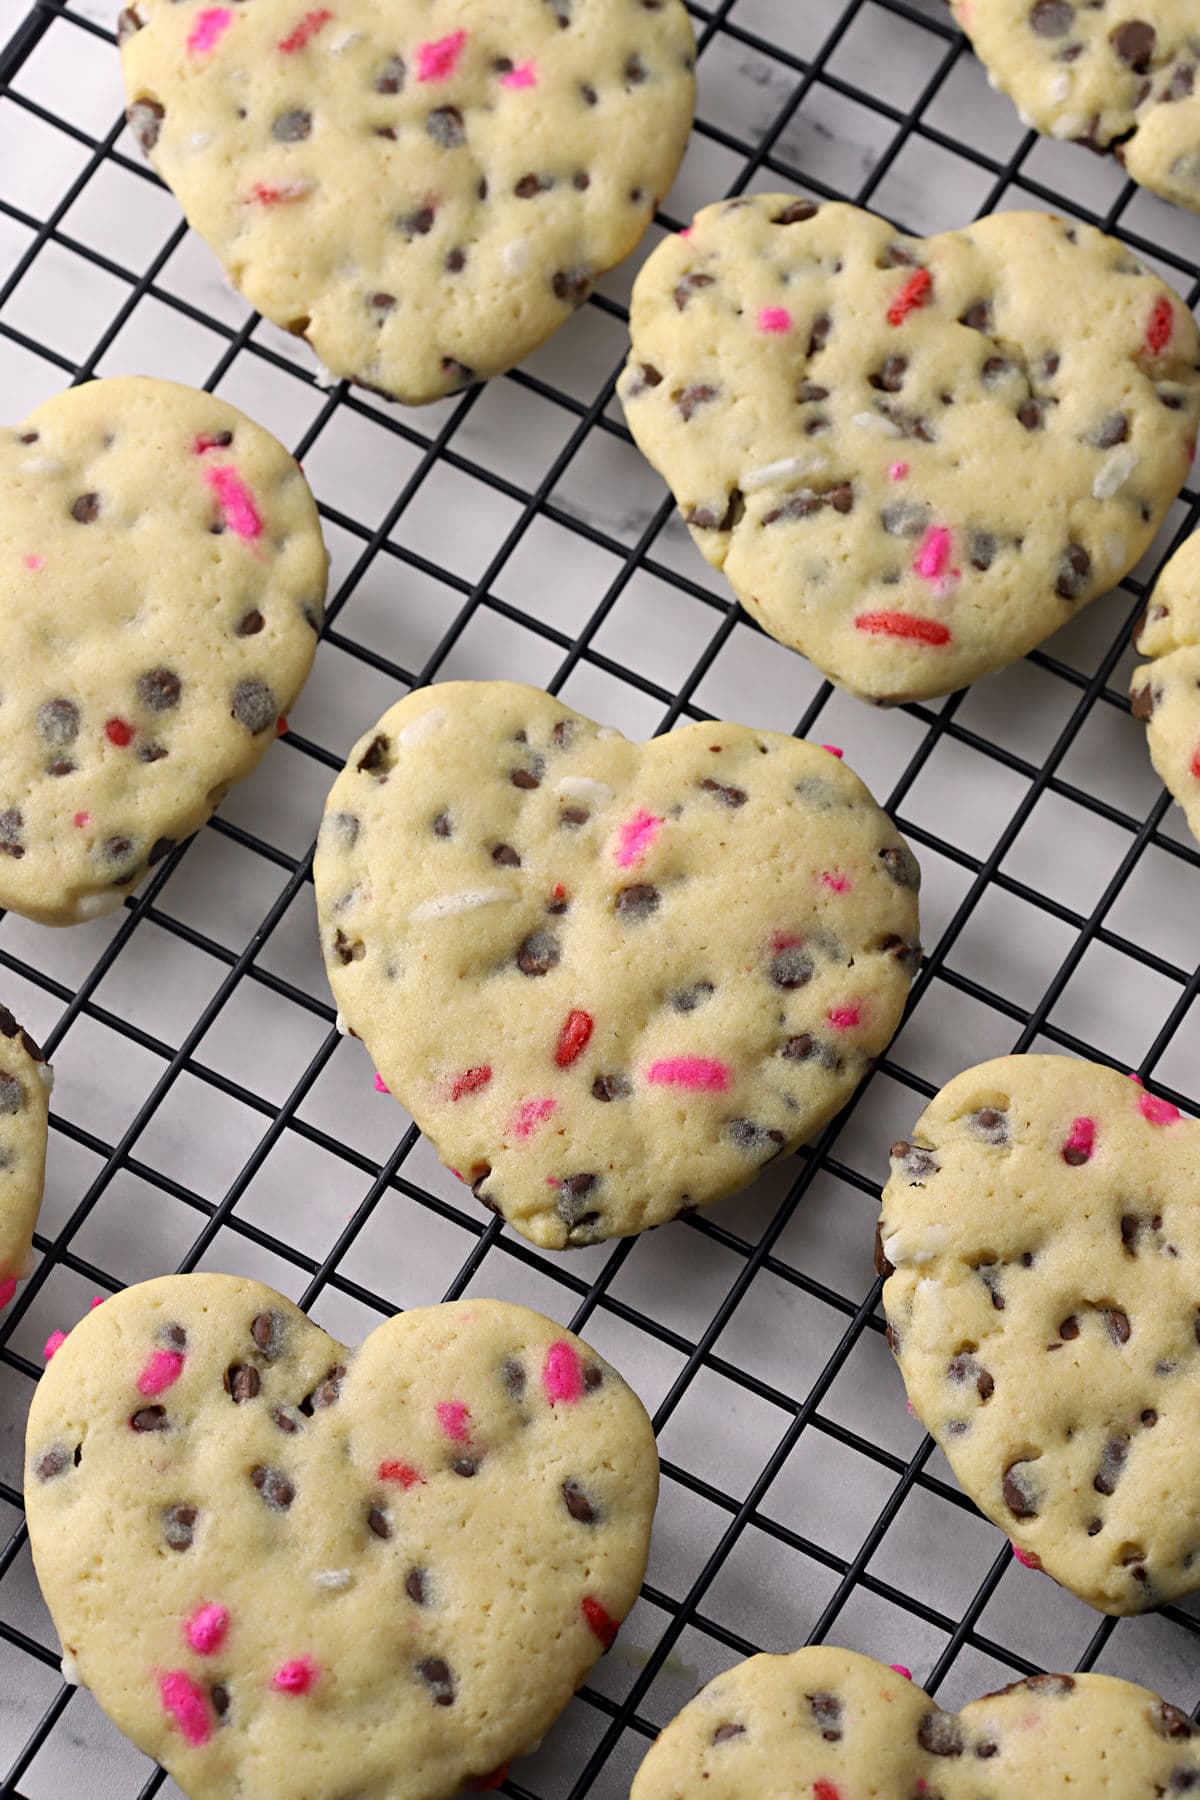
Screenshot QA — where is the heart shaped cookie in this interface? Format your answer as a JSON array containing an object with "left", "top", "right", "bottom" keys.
[
  {"left": 0, "top": 1004, "right": 51, "bottom": 1315},
  {"left": 118, "top": 0, "right": 695, "bottom": 405},
  {"left": 313, "top": 681, "right": 920, "bottom": 1249},
  {"left": 952, "top": 2, "right": 1200, "bottom": 213},
  {"left": 619, "top": 197, "right": 1200, "bottom": 702},
  {"left": 0, "top": 376, "right": 327, "bottom": 925},
  {"left": 25, "top": 1273, "right": 658, "bottom": 1800},
  {"left": 1131, "top": 530, "right": 1200, "bottom": 849},
  {"left": 877, "top": 1054, "right": 1200, "bottom": 1614},
  {"left": 630, "top": 1646, "right": 1200, "bottom": 1798}
]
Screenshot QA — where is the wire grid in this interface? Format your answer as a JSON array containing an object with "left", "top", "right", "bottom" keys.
[{"left": 1, "top": 0, "right": 1199, "bottom": 1793}]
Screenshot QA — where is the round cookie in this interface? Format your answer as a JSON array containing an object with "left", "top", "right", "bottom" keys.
[
  {"left": 0, "top": 377, "right": 327, "bottom": 926},
  {"left": 314, "top": 681, "right": 921, "bottom": 1250},
  {"left": 630, "top": 1646, "right": 1200, "bottom": 1798},
  {"left": 118, "top": 0, "right": 696, "bottom": 405},
  {"left": 0, "top": 1004, "right": 51, "bottom": 1314},
  {"left": 619, "top": 197, "right": 1200, "bottom": 703},
  {"left": 953, "top": 2, "right": 1200, "bottom": 212},
  {"left": 1131, "top": 530, "right": 1200, "bottom": 850},
  {"left": 25, "top": 1272, "right": 658, "bottom": 1800},
  {"left": 877, "top": 1054, "right": 1200, "bottom": 1615}
]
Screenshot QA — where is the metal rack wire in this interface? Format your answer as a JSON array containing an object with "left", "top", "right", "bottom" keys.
[{"left": 1, "top": 0, "right": 1199, "bottom": 1795}]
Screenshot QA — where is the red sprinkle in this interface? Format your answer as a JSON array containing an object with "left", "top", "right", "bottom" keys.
[
  {"left": 1145, "top": 294, "right": 1175, "bottom": 356},
  {"left": 105, "top": 717, "right": 136, "bottom": 747},
  {"left": 855, "top": 610, "right": 951, "bottom": 647},
  {"left": 277, "top": 7, "right": 331, "bottom": 51},
  {"left": 555, "top": 1010, "right": 594, "bottom": 1067},
  {"left": 581, "top": 1595, "right": 619, "bottom": 1648},
  {"left": 1012, "top": 1543, "right": 1042, "bottom": 1570},
  {"left": 886, "top": 268, "right": 932, "bottom": 326},
  {"left": 444, "top": 1065, "right": 492, "bottom": 1102},
  {"left": 466, "top": 1766, "right": 511, "bottom": 1793},
  {"left": 1190, "top": 744, "right": 1200, "bottom": 780},
  {"left": 814, "top": 1783, "right": 843, "bottom": 1800},
  {"left": 276, "top": 715, "right": 288, "bottom": 736},
  {"left": 378, "top": 1459, "right": 424, "bottom": 1488}
]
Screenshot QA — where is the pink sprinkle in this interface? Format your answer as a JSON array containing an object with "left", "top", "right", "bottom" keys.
[
  {"left": 187, "top": 6, "right": 232, "bottom": 53},
  {"left": 435, "top": 1399, "right": 471, "bottom": 1442},
  {"left": 645, "top": 1057, "right": 731, "bottom": 1093},
  {"left": 272, "top": 1656, "right": 318, "bottom": 1696},
  {"left": 185, "top": 1604, "right": 229, "bottom": 1656},
  {"left": 820, "top": 871, "right": 851, "bottom": 893},
  {"left": 501, "top": 59, "right": 536, "bottom": 88},
  {"left": 24, "top": 554, "right": 44, "bottom": 571},
  {"left": 820, "top": 744, "right": 844, "bottom": 759},
  {"left": 1063, "top": 1116, "right": 1096, "bottom": 1163},
  {"left": 373, "top": 1072, "right": 389, "bottom": 1093},
  {"left": 160, "top": 1671, "right": 211, "bottom": 1748},
  {"left": 511, "top": 1097, "right": 556, "bottom": 1140},
  {"left": 277, "top": 7, "right": 330, "bottom": 52},
  {"left": 43, "top": 1330, "right": 67, "bottom": 1360},
  {"left": 416, "top": 29, "right": 467, "bottom": 81},
  {"left": 1012, "top": 1544, "right": 1042, "bottom": 1570},
  {"left": 245, "top": 179, "right": 315, "bottom": 206},
  {"left": 1128, "top": 1073, "right": 1182, "bottom": 1125},
  {"left": 827, "top": 1005, "right": 861, "bottom": 1030},
  {"left": 679, "top": 226, "right": 692, "bottom": 239},
  {"left": 137, "top": 1348, "right": 185, "bottom": 1396},
  {"left": 0, "top": 1276, "right": 16, "bottom": 1310},
  {"left": 757, "top": 306, "right": 793, "bottom": 334},
  {"left": 73, "top": 812, "right": 91, "bottom": 829},
  {"left": 542, "top": 1340, "right": 583, "bottom": 1405},
  {"left": 888, "top": 462, "right": 909, "bottom": 482},
  {"left": 772, "top": 931, "right": 803, "bottom": 951},
  {"left": 913, "top": 525, "right": 953, "bottom": 582},
  {"left": 889, "top": 1665, "right": 913, "bottom": 1681},
  {"left": 614, "top": 809, "right": 663, "bottom": 868},
  {"left": 205, "top": 465, "right": 262, "bottom": 541},
  {"left": 91, "top": 1295, "right": 105, "bottom": 1309}
]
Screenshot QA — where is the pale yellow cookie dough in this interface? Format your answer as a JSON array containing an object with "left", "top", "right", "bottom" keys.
[
  {"left": 0, "top": 377, "right": 327, "bottom": 926},
  {"left": 954, "top": 1, "right": 1200, "bottom": 212},
  {"left": 1131, "top": 530, "right": 1200, "bottom": 849},
  {"left": 879, "top": 1054, "right": 1200, "bottom": 1614},
  {"left": 313, "top": 681, "right": 921, "bottom": 1250},
  {"left": 119, "top": 0, "right": 696, "bottom": 404},
  {"left": 631, "top": 1646, "right": 1200, "bottom": 1798},
  {"left": 26, "top": 1272, "right": 658, "bottom": 1800},
  {"left": 619, "top": 197, "right": 1200, "bottom": 703},
  {"left": 0, "top": 1004, "right": 50, "bottom": 1310}
]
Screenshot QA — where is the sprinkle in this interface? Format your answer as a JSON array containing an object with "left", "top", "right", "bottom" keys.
[
  {"left": 272, "top": 1656, "right": 318, "bottom": 1695},
  {"left": 1062, "top": 1116, "right": 1095, "bottom": 1164},
  {"left": 814, "top": 1782, "right": 843, "bottom": 1800},
  {"left": 466, "top": 1766, "right": 511, "bottom": 1793},
  {"left": 645, "top": 1057, "right": 731, "bottom": 1093},
  {"left": 0, "top": 1277, "right": 16, "bottom": 1310},
  {"left": 313, "top": 1569, "right": 354, "bottom": 1590},
  {"left": 502, "top": 239, "right": 531, "bottom": 274},
  {"left": 851, "top": 411, "right": 903, "bottom": 437},
  {"left": 827, "top": 1005, "right": 860, "bottom": 1030},
  {"left": 397, "top": 707, "right": 447, "bottom": 746},
  {"left": 821, "top": 744, "right": 844, "bottom": 758},
  {"left": 378, "top": 1459, "right": 424, "bottom": 1487},
  {"left": 435, "top": 1400, "right": 471, "bottom": 1442},
  {"left": 441, "top": 1065, "right": 492, "bottom": 1103},
  {"left": 187, "top": 7, "right": 232, "bottom": 53},
  {"left": 160, "top": 1671, "right": 211, "bottom": 1748},
  {"left": 772, "top": 931, "right": 802, "bottom": 951},
  {"left": 91, "top": 1295, "right": 105, "bottom": 1308},
  {"left": 61, "top": 1651, "right": 82, "bottom": 1686},
  {"left": 889, "top": 1664, "right": 913, "bottom": 1680},
  {"left": 757, "top": 306, "right": 793, "bottom": 334},
  {"left": 556, "top": 775, "right": 612, "bottom": 803},
  {"left": 43, "top": 1330, "right": 67, "bottom": 1360},
  {"left": 277, "top": 8, "right": 331, "bottom": 52},
  {"left": 245, "top": 179, "right": 316, "bottom": 206},
  {"left": 820, "top": 871, "right": 851, "bottom": 893},
  {"left": 580, "top": 1595, "right": 618, "bottom": 1648},
  {"left": 23, "top": 554, "right": 44, "bottom": 571},
  {"left": 855, "top": 611, "right": 951, "bottom": 646},
  {"left": 105, "top": 717, "right": 136, "bottom": 747},
  {"left": 73, "top": 812, "right": 91, "bottom": 829},
  {"left": 1012, "top": 1543, "right": 1042, "bottom": 1570},
  {"left": 1192, "top": 745, "right": 1200, "bottom": 781},
  {"left": 410, "top": 887, "right": 515, "bottom": 921},
  {"left": 373, "top": 1072, "right": 390, "bottom": 1094},
  {"left": 678, "top": 226, "right": 692, "bottom": 238},
  {"left": 416, "top": 29, "right": 467, "bottom": 81},
  {"left": 1145, "top": 294, "right": 1175, "bottom": 356},
  {"left": 542, "top": 1340, "right": 583, "bottom": 1405},
  {"left": 137, "top": 1348, "right": 185, "bottom": 1395},
  {"left": 511, "top": 1097, "right": 556, "bottom": 1140},
  {"left": 501, "top": 59, "right": 537, "bottom": 88},
  {"left": 913, "top": 526, "right": 953, "bottom": 582},
  {"left": 1093, "top": 448, "right": 1138, "bottom": 501},
  {"left": 741, "top": 456, "right": 813, "bottom": 492},
  {"left": 555, "top": 1010, "right": 594, "bottom": 1067},
  {"left": 887, "top": 268, "right": 932, "bottom": 326},
  {"left": 1128, "top": 1073, "right": 1182, "bottom": 1126},
  {"left": 275, "top": 715, "right": 288, "bottom": 738},
  {"left": 613, "top": 809, "right": 663, "bottom": 868},
  {"left": 888, "top": 461, "right": 909, "bottom": 481},
  {"left": 185, "top": 1604, "right": 229, "bottom": 1656},
  {"left": 205, "top": 465, "right": 262, "bottom": 540}
]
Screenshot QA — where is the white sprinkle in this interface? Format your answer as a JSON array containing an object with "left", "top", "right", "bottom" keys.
[
  {"left": 741, "top": 456, "right": 819, "bottom": 492},
  {"left": 61, "top": 1651, "right": 83, "bottom": 1686},
  {"left": 329, "top": 29, "right": 361, "bottom": 52},
  {"left": 1047, "top": 71, "right": 1071, "bottom": 105},
  {"left": 1050, "top": 112, "right": 1084, "bottom": 140},
  {"left": 596, "top": 726, "right": 625, "bottom": 742},
  {"left": 1103, "top": 531, "right": 1127, "bottom": 571},
  {"left": 18, "top": 457, "right": 63, "bottom": 476},
  {"left": 555, "top": 776, "right": 613, "bottom": 803},
  {"left": 335, "top": 1010, "right": 349, "bottom": 1037},
  {"left": 397, "top": 707, "right": 447, "bottom": 747},
  {"left": 503, "top": 239, "right": 531, "bottom": 275},
  {"left": 186, "top": 130, "right": 213, "bottom": 152},
  {"left": 36, "top": 1062, "right": 55, "bottom": 1093},
  {"left": 1092, "top": 447, "right": 1139, "bottom": 501},
  {"left": 851, "top": 412, "right": 902, "bottom": 438},
  {"left": 73, "top": 891, "right": 125, "bottom": 921},
  {"left": 410, "top": 887, "right": 516, "bottom": 921},
  {"left": 883, "top": 1226, "right": 949, "bottom": 1268},
  {"left": 313, "top": 1568, "right": 354, "bottom": 1590}
]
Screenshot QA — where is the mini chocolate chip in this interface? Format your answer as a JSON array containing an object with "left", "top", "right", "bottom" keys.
[
  {"left": 231, "top": 680, "right": 277, "bottom": 734},
  {"left": 1094, "top": 1436, "right": 1128, "bottom": 1495},
  {"left": 70, "top": 492, "right": 101, "bottom": 523},
  {"left": 251, "top": 1466, "right": 295, "bottom": 1509},
  {"left": 879, "top": 844, "right": 920, "bottom": 889},
  {"left": 273, "top": 109, "right": 312, "bottom": 141},
  {"left": 1155, "top": 1703, "right": 1195, "bottom": 1740},
  {"left": 272, "top": 1408, "right": 299, "bottom": 1434},
  {"left": 251, "top": 1312, "right": 279, "bottom": 1358},
  {"left": 583, "top": 1364, "right": 604, "bottom": 1390},
  {"left": 918, "top": 1714, "right": 963, "bottom": 1757},
  {"left": 769, "top": 945, "right": 813, "bottom": 990},
  {"left": 781, "top": 1033, "right": 817, "bottom": 1061},
  {"left": 1056, "top": 543, "right": 1091, "bottom": 600},
  {"left": 375, "top": 54, "right": 406, "bottom": 93},
  {"left": 773, "top": 199, "right": 818, "bottom": 224},
  {"left": 1131, "top": 683, "right": 1158, "bottom": 721},
  {"left": 809, "top": 1691, "right": 842, "bottom": 1741},
  {"left": 1092, "top": 411, "right": 1129, "bottom": 448},
  {"left": 674, "top": 271, "right": 715, "bottom": 311},
  {"left": 614, "top": 883, "right": 659, "bottom": 921},
  {"left": 116, "top": 6, "right": 144, "bottom": 43},
  {"left": 1017, "top": 399, "right": 1045, "bottom": 431},
  {"left": 670, "top": 981, "right": 714, "bottom": 1013},
  {"left": 515, "top": 172, "right": 551, "bottom": 198},
  {"left": 131, "top": 1406, "right": 168, "bottom": 1432},
  {"left": 1060, "top": 1315, "right": 1080, "bottom": 1340},
  {"left": 163, "top": 1503, "right": 197, "bottom": 1549},
  {"left": 137, "top": 667, "right": 181, "bottom": 712},
  {"left": 367, "top": 1507, "right": 391, "bottom": 1539},
  {"left": 516, "top": 931, "right": 560, "bottom": 976},
  {"left": 302, "top": 1365, "right": 347, "bottom": 1412},
  {"left": 234, "top": 609, "right": 265, "bottom": 639},
  {"left": 210, "top": 1683, "right": 229, "bottom": 1719},
  {"left": 712, "top": 1722, "right": 746, "bottom": 1742},
  {"left": 399, "top": 206, "right": 436, "bottom": 236},
  {"left": 225, "top": 1363, "right": 260, "bottom": 1404},
  {"left": 427, "top": 105, "right": 466, "bottom": 147},
  {"left": 592, "top": 1072, "right": 631, "bottom": 1100},
  {"left": 971, "top": 1107, "right": 1009, "bottom": 1145},
  {"left": 698, "top": 776, "right": 747, "bottom": 807},
  {"left": 960, "top": 299, "right": 993, "bottom": 331},
  {"left": 418, "top": 1657, "right": 456, "bottom": 1705},
  {"left": 1141, "top": 1408, "right": 1158, "bottom": 1427},
  {"left": 1002, "top": 1458, "right": 1039, "bottom": 1518},
  {"left": 726, "top": 1118, "right": 786, "bottom": 1157},
  {"left": 406, "top": 1567, "right": 429, "bottom": 1603},
  {"left": 511, "top": 761, "right": 543, "bottom": 789},
  {"left": 38, "top": 698, "right": 80, "bottom": 746},
  {"left": 808, "top": 312, "right": 831, "bottom": 353},
  {"left": 127, "top": 98, "right": 164, "bottom": 152},
  {"left": 1105, "top": 1307, "right": 1131, "bottom": 1344},
  {"left": 1030, "top": 0, "right": 1072, "bottom": 35},
  {"left": 624, "top": 54, "right": 645, "bottom": 81},
  {"left": 453, "top": 1456, "right": 479, "bottom": 1477},
  {"left": 492, "top": 844, "right": 521, "bottom": 867},
  {"left": 445, "top": 246, "right": 467, "bottom": 273},
  {"left": 870, "top": 354, "right": 908, "bottom": 393},
  {"left": 562, "top": 1478, "right": 597, "bottom": 1523},
  {"left": 977, "top": 1367, "right": 995, "bottom": 1402},
  {"left": 35, "top": 1446, "right": 70, "bottom": 1481},
  {"left": 1111, "top": 19, "right": 1156, "bottom": 70},
  {"left": 501, "top": 1357, "right": 526, "bottom": 1399}
]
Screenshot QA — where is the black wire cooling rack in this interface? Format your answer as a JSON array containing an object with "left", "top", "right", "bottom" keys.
[{"left": 2, "top": 0, "right": 1200, "bottom": 1795}]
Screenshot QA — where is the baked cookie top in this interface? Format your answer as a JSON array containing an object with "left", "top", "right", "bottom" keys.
[
  {"left": 0, "top": 1005, "right": 51, "bottom": 1312},
  {"left": 630, "top": 1646, "right": 1200, "bottom": 1798},
  {"left": 1131, "top": 530, "right": 1200, "bottom": 850},
  {"left": 25, "top": 1273, "right": 658, "bottom": 1800},
  {"left": 0, "top": 376, "right": 326, "bottom": 926},
  {"left": 953, "top": 2, "right": 1200, "bottom": 212},
  {"left": 314, "top": 681, "right": 921, "bottom": 1250},
  {"left": 878, "top": 1054, "right": 1200, "bottom": 1614},
  {"left": 119, "top": 0, "right": 696, "bottom": 404},
  {"left": 619, "top": 197, "right": 1200, "bottom": 703}
]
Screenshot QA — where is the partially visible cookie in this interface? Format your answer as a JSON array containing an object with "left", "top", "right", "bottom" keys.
[
  {"left": 314, "top": 681, "right": 921, "bottom": 1250},
  {"left": 630, "top": 1646, "right": 1200, "bottom": 1799},
  {"left": 953, "top": 2, "right": 1200, "bottom": 212},
  {"left": 0, "top": 1005, "right": 51, "bottom": 1314},
  {"left": 25, "top": 1273, "right": 658, "bottom": 1800},
  {"left": 1131, "top": 530, "right": 1200, "bottom": 849},
  {"left": 619, "top": 196, "right": 1200, "bottom": 702},
  {"left": 878, "top": 1054, "right": 1200, "bottom": 1615},
  {"left": 0, "top": 377, "right": 327, "bottom": 925},
  {"left": 119, "top": 0, "right": 696, "bottom": 404}
]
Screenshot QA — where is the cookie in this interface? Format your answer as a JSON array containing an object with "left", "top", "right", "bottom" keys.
[
  {"left": 619, "top": 197, "right": 1200, "bottom": 703},
  {"left": 25, "top": 1272, "right": 657, "bottom": 1800},
  {"left": 0, "top": 1005, "right": 51, "bottom": 1315},
  {"left": 953, "top": 3, "right": 1200, "bottom": 213},
  {"left": 629, "top": 1645, "right": 1200, "bottom": 1799},
  {"left": 313, "top": 681, "right": 921, "bottom": 1250},
  {"left": 118, "top": 0, "right": 696, "bottom": 406},
  {"left": 1131, "top": 530, "right": 1200, "bottom": 849},
  {"left": 0, "top": 376, "right": 327, "bottom": 926},
  {"left": 877, "top": 1054, "right": 1200, "bottom": 1614}
]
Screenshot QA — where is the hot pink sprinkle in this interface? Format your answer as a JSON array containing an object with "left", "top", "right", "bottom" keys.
[
  {"left": 646, "top": 1057, "right": 731, "bottom": 1093},
  {"left": 277, "top": 8, "right": 330, "bottom": 52},
  {"left": 24, "top": 554, "right": 44, "bottom": 571},
  {"left": 821, "top": 744, "right": 844, "bottom": 758},
  {"left": 435, "top": 1399, "right": 471, "bottom": 1442},
  {"left": 1012, "top": 1543, "right": 1042, "bottom": 1570},
  {"left": 678, "top": 226, "right": 692, "bottom": 238},
  {"left": 185, "top": 1604, "right": 229, "bottom": 1656},
  {"left": 205, "top": 465, "right": 262, "bottom": 541},
  {"left": 827, "top": 1005, "right": 860, "bottom": 1030},
  {"left": 1063, "top": 1116, "right": 1095, "bottom": 1164},
  {"left": 373, "top": 1072, "right": 390, "bottom": 1093},
  {"left": 1128, "top": 1073, "right": 1182, "bottom": 1125},
  {"left": 378, "top": 1458, "right": 424, "bottom": 1487},
  {"left": 272, "top": 1656, "right": 318, "bottom": 1695},
  {"left": 511, "top": 1097, "right": 556, "bottom": 1140},
  {"left": 614, "top": 809, "right": 663, "bottom": 868},
  {"left": 416, "top": 28, "right": 466, "bottom": 81},
  {"left": 757, "top": 306, "right": 793, "bottom": 334},
  {"left": 888, "top": 462, "right": 909, "bottom": 482},
  {"left": 542, "top": 1340, "right": 583, "bottom": 1405},
  {"left": 0, "top": 1277, "right": 15, "bottom": 1310},
  {"left": 501, "top": 59, "right": 536, "bottom": 88},
  {"left": 193, "top": 434, "right": 227, "bottom": 455},
  {"left": 160, "top": 1671, "right": 211, "bottom": 1748},
  {"left": 187, "top": 7, "right": 232, "bottom": 53},
  {"left": 73, "top": 812, "right": 91, "bottom": 829},
  {"left": 913, "top": 525, "right": 953, "bottom": 582},
  {"left": 820, "top": 871, "right": 851, "bottom": 893},
  {"left": 889, "top": 1664, "right": 913, "bottom": 1681},
  {"left": 137, "top": 1348, "right": 185, "bottom": 1396},
  {"left": 43, "top": 1330, "right": 67, "bottom": 1360},
  {"left": 91, "top": 1295, "right": 105, "bottom": 1309}
]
